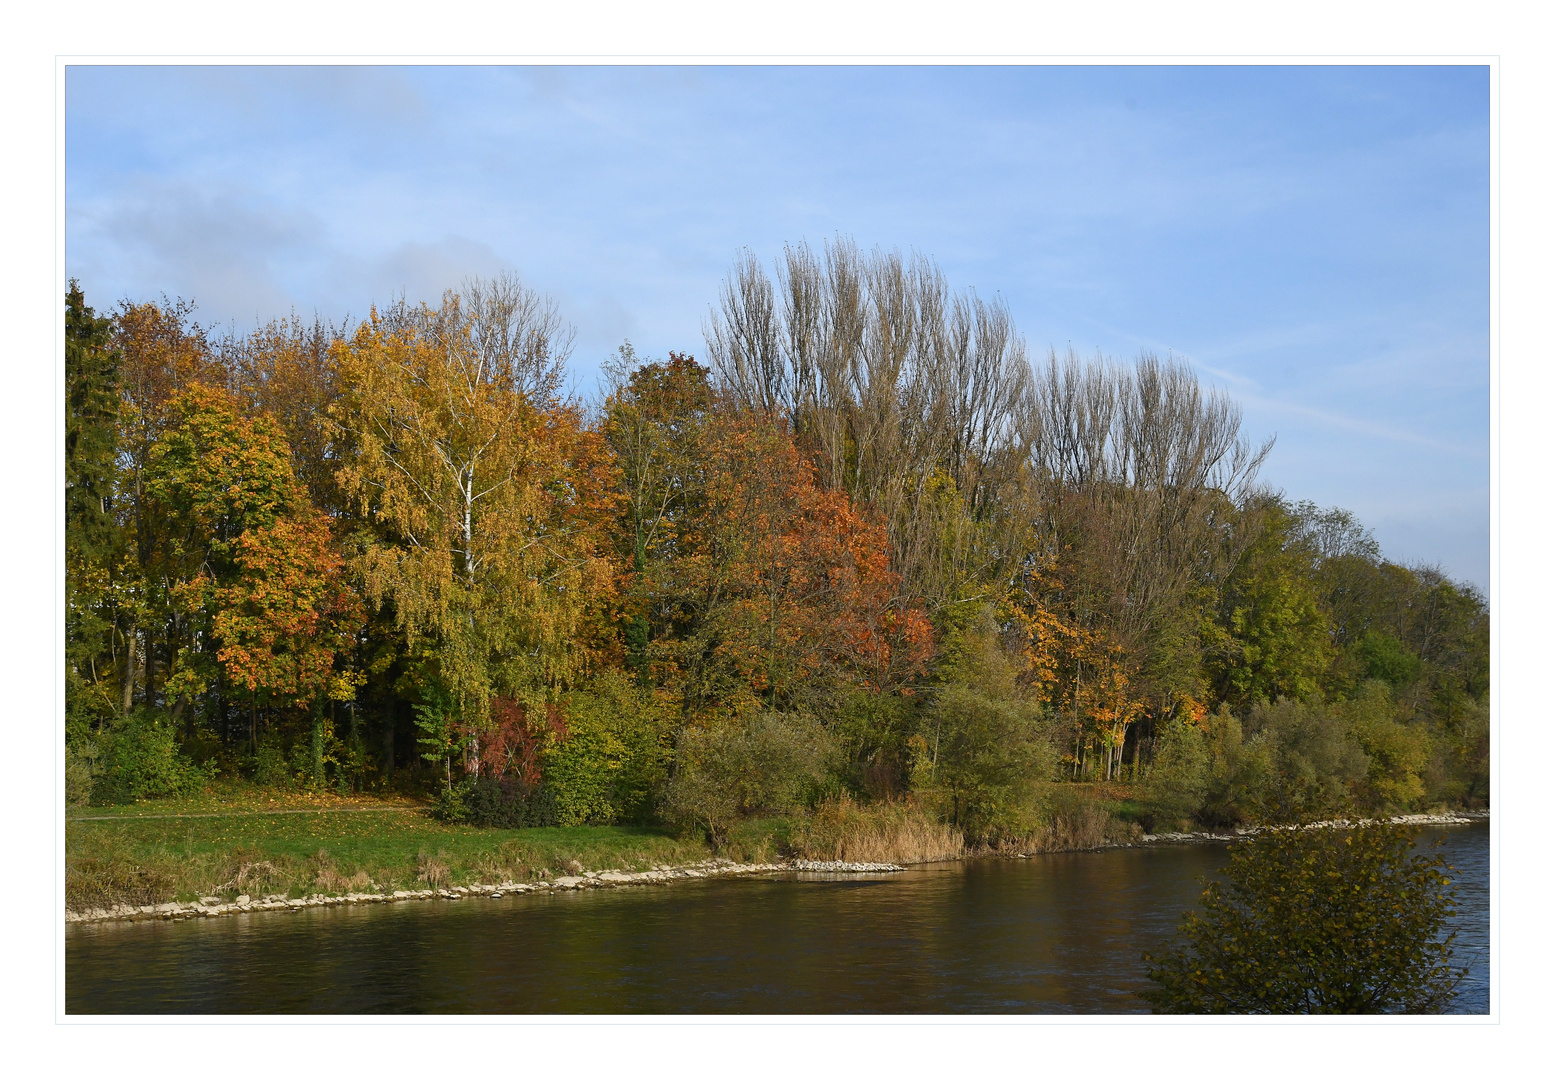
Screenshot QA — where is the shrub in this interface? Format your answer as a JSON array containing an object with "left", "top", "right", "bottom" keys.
[
  {"left": 1191, "top": 706, "right": 1274, "bottom": 827},
  {"left": 92, "top": 709, "right": 214, "bottom": 804},
  {"left": 662, "top": 712, "right": 831, "bottom": 848},
  {"left": 65, "top": 738, "right": 102, "bottom": 806},
  {"left": 429, "top": 781, "right": 469, "bottom": 823},
  {"left": 460, "top": 774, "right": 559, "bottom": 829},
  {"left": 1141, "top": 718, "right": 1211, "bottom": 830},
  {"left": 829, "top": 688, "right": 917, "bottom": 800},
  {"left": 1423, "top": 696, "right": 1488, "bottom": 807},
  {"left": 1143, "top": 823, "right": 1464, "bottom": 1013},
  {"left": 543, "top": 673, "right": 671, "bottom": 825},
  {"left": 251, "top": 731, "right": 294, "bottom": 789},
  {"left": 1245, "top": 697, "right": 1369, "bottom": 821},
  {"left": 911, "top": 686, "right": 1055, "bottom": 842}
]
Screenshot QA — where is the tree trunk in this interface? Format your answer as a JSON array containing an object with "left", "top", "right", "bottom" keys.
[
  {"left": 144, "top": 627, "right": 157, "bottom": 710},
  {"left": 311, "top": 694, "right": 325, "bottom": 789},
  {"left": 347, "top": 701, "right": 358, "bottom": 793},
  {"left": 121, "top": 623, "right": 138, "bottom": 716},
  {"left": 383, "top": 715, "right": 395, "bottom": 781}
]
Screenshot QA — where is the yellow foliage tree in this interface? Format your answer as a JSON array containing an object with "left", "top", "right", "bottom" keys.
[{"left": 330, "top": 278, "right": 619, "bottom": 758}]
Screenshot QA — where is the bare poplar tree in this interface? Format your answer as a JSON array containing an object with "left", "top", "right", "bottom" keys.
[{"left": 706, "top": 237, "right": 1040, "bottom": 615}]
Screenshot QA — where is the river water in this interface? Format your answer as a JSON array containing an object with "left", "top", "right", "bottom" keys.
[{"left": 65, "top": 822, "right": 1488, "bottom": 1014}]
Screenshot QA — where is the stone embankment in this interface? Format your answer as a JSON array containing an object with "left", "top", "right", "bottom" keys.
[
  {"left": 1135, "top": 809, "right": 1489, "bottom": 847},
  {"left": 789, "top": 860, "right": 904, "bottom": 873},
  {"left": 65, "top": 857, "right": 904, "bottom": 925}
]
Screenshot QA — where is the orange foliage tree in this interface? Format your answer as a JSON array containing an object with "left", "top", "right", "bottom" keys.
[
  {"left": 646, "top": 408, "right": 933, "bottom": 717},
  {"left": 147, "top": 383, "right": 363, "bottom": 773}
]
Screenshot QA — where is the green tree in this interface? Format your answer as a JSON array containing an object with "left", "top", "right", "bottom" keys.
[
  {"left": 910, "top": 612, "right": 1055, "bottom": 840},
  {"left": 1209, "top": 498, "right": 1333, "bottom": 711},
  {"left": 600, "top": 348, "right": 714, "bottom": 687},
  {"left": 65, "top": 282, "right": 123, "bottom": 737},
  {"left": 1143, "top": 823, "right": 1463, "bottom": 1013}
]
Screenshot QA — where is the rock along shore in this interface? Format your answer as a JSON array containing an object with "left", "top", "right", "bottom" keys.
[
  {"left": 65, "top": 858, "right": 906, "bottom": 926},
  {"left": 1132, "top": 809, "right": 1490, "bottom": 847}
]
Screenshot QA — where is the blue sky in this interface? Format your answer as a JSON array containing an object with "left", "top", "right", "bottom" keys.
[{"left": 64, "top": 64, "right": 1490, "bottom": 589}]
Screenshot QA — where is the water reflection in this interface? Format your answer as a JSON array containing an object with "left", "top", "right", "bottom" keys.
[{"left": 66, "top": 823, "right": 1488, "bottom": 1015}]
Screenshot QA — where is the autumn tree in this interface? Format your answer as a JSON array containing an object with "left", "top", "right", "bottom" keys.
[
  {"left": 706, "top": 239, "right": 1038, "bottom": 616},
  {"left": 146, "top": 383, "right": 363, "bottom": 780},
  {"left": 638, "top": 406, "right": 932, "bottom": 719},
  {"left": 111, "top": 297, "right": 219, "bottom": 717},
  {"left": 331, "top": 276, "right": 618, "bottom": 768},
  {"left": 1027, "top": 351, "right": 1270, "bottom": 779},
  {"left": 222, "top": 312, "right": 348, "bottom": 513}
]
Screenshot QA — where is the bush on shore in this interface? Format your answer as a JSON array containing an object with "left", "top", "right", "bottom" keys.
[
  {"left": 661, "top": 712, "right": 832, "bottom": 849},
  {"left": 90, "top": 709, "right": 215, "bottom": 805}
]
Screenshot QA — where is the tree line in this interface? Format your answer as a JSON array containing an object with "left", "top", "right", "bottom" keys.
[{"left": 64, "top": 239, "right": 1489, "bottom": 840}]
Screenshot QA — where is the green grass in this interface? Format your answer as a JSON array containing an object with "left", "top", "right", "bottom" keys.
[
  {"left": 64, "top": 779, "right": 1144, "bottom": 912},
  {"left": 64, "top": 783, "right": 804, "bottom": 911}
]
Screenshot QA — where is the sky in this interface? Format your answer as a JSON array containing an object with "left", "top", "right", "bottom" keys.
[{"left": 63, "top": 64, "right": 1491, "bottom": 590}]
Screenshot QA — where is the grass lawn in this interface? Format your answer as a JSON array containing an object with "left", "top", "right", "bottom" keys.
[{"left": 65, "top": 781, "right": 787, "bottom": 910}]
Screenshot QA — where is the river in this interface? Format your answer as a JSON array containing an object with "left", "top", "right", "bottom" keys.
[{"left": 65, "top": 821, "right": 1488, "bottom": 1014}]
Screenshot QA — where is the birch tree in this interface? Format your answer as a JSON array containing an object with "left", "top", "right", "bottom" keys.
[{"left": 331, "top": 276, "right": 618, "bottom": 753}]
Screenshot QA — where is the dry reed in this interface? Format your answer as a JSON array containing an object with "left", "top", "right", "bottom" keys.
[
  {"left": 415, "top": 850, "right": 451, "bottom": 888},
  {"left": 790, "top": 795, "right": 965, "bottom": 864}
]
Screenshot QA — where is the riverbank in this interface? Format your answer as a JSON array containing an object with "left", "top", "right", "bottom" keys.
[
  {"left": 1134, "top": 809, "right": 1490, "bottom": 846},
  {"left": 66, "top": 786, "right": 1486, "bottom": 926},
  {"left": 64, "top": 857, "right": 916, "bottom": 925}
]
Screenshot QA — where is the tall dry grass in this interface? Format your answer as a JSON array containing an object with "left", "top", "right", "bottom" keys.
[
  {"left": 990, "top": 788, "right": 1141, "bottom": 853},
  {"left": 790, "top": 795, "right": 965, "bottom": 864}
]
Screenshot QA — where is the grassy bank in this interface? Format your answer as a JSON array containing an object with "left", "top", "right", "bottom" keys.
[
  {"left": 66, "top": 783, "right": 802, "bottom": 912},
  {"left": 65, "top": 782, "right": 1152, "bottom": 913}
]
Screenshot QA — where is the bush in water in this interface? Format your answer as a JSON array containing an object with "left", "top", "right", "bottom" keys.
[{"left": 1142, "top": 823, "right": 1463, "bottom": 1013}]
